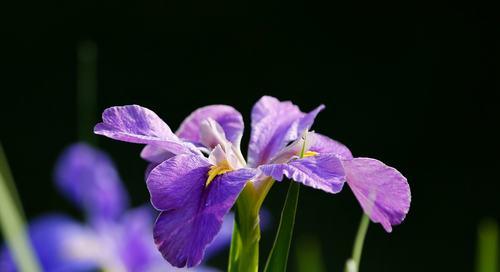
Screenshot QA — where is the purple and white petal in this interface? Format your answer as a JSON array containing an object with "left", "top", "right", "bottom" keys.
[
  {"left": 259, "top": 154, "right": 346, "bottom": 194},
  {"left": 199, "top": 119, "right": 231, "bottom": 149},
  {"left": 309, "top": 133, "right": 353, "bottom": 160},
  {"left": 343, "top": 158, "right": 411, "bottom": 232},
  {"left": 248, "top": 96, "right": 324, "bottom": 167},
  {"left": 176, "top": 105, "right": 244, "bottom": 146},
  {"left": 151, "top": 164, "right": 255, "bottom": 267},
  {"left": 94, "top": 105, "right": 198, "bottom": 155},
  {"left": 54, "top": 143, "right": 128, "bottom": 221}
]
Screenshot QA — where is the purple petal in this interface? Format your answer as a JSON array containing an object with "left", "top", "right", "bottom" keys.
[
  {"left": 140, "top": 145, "right": 175, "bottom": 163},
  {"left": 54, "top": 143, "right": 128, "bottom": 220},
  {"left": 94, "top": 105, "right": 198, "bottom": 155},
  {"left": 1, "top": 215, "right": 97, "bottom": 272},
  {"left": 259, "top": 154, "right": 346, "bottom": 194},
  {"left": 203, "top": 213, "right": 234, "bottom": 259},
  {"left": 343, "top": 158, "right": 411, "bottom": 232},
  {"left": 309, "top": 133, "right": 353, "bottom": 160},
  {"left": 146, "top": 155, "right": 211, "bottom": 211},
  {"left": 176, "top": 105, "right": 244, "bottom": 146},
  {"left": 248, "top": 96, "right": 324, "bottom": 167},
  {"left": 148, "top": 156, "right": 255, "bottom": 267}
]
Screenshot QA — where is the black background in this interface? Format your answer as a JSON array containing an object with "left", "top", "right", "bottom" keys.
[{"left": 1, "top": 1, "right": 498, "bottom": 271}]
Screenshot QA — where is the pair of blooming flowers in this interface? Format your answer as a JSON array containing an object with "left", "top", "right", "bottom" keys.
[{"left": 95, "top": 95, "right": 411, "bottom": 268}]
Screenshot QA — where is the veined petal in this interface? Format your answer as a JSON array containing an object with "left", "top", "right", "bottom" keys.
[
  {"left": 343, "top": 158, "right": 411, "bottom": 232},
  {"left": 176, "top": 105, "right": 244, "bottom": 146},
  {"left": 146, "top": 154, "right": 211, "bottom": 211},
  {"left": 94, "top": 105, "right": 199, "bottom": 155},
  {"left": 54, "top": 143, "right": 128, "bottom": 220},
  {"left": 309, "top": 133, "right": 353, "bottom": 160},
  {"left": 151, "top": 165, "right": 256, "bottom": 267},
  {"left": 248, "top": 96, "right": 324, "bottom": 167},
  {"left": 259, "top": 154, "right": 345, "bottom": 194}
]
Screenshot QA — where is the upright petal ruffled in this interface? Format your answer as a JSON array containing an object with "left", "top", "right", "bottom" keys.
[
  {"left": 176, "top": 105, "right": 244, "bottom": 146},
  {"left": 342, "top": 158, "right": 411, "bottom": 232},
  {"left": 248, "top": 96, "right": 324, "bottom": 167},
  {"left": 94, "top": 105, "right": 199, "bottom": 155},
  {"left": 147, "top": 155, "right": 255, "bottom": 267},
  {"left": 54, "top": 143, "right": 128, "bottom": 221},
  {"left": 259, "top": 154, "right": 346, "bottom": 194}
]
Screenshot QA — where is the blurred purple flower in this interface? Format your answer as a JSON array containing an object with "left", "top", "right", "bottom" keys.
[{"left": 1, "top": 143, "right": 232, "bottom": 272}]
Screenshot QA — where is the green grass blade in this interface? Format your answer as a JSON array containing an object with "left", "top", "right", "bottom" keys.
[
  {"left": 0, "top": 144, "right": 41, "bottom": 272},
  {"left": 264, "top": 181, "right": 300, "bottom": 272}
]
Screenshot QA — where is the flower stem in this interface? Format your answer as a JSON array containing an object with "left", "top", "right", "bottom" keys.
[
  {"left": 0, "top": 143, "right": 41, "bottom": 272},
  {"left": 346, "top": 213, "right": 370, "bottom": 272},
  {"left": 228, "top": 183, "right": 261, "bottom": 272}
]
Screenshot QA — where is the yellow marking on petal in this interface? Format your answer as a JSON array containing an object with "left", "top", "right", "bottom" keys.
[
  {"left": 302, "top": 151, "right": 319, "bottom": 158},
  {"left": 206, "top": 161, "right": 233, "bottom": 187}
]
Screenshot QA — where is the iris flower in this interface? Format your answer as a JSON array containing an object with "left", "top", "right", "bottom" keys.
[
  {"left": 0, "top": 143, "right": 230, "bottom": 272},
  {"left": 94, "top": 96, "right": 410, "bottom": 268}
]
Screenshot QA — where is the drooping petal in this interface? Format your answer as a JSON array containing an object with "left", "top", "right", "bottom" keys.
[
  {"left": 148, "top": 155, "right": 255, "bottom": 267},
  {"left": 94, "top": 105, "right": 199, "bottom": 155},
  {"left": 0, "top": 215, "right": 98, "bottom": 272},
  {"left": 342, "top": 158, "right": 411, "bottom": 232},
  {"left": 259, "top": 154, "right": 346, "bottom": 194},
  {"left": 248, "top": 96, "right": 324, "bottom": 167},
  {"left": 54, "top": 143, "right": 128, "bottom": 220},
  {"left": 309, "top": 133, "right": 353, "bottom": 160},
  {"left": 146, "top": 154, "right": 211, "bottom": 211},
  {"left": 176, "top": 105, "right": 244, "bottom": 146}
]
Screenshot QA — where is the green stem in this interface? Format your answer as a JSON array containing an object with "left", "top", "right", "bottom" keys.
[
  {"left": 346, "top": 213, "right": 370, "bottom": 272},
  {"left": 0, "top": 144, "right": 41, "bottom": 272},
  {"left": 228, "top": 184, "right": 262, "bottom": 272}
]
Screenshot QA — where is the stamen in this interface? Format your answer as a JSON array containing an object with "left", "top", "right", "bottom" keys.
[
  {"left": 206, "top": 161, "right": 233, "bottom": 186},
  {"left": 302, "top": 151, "right": 319, "bottom": 158}
]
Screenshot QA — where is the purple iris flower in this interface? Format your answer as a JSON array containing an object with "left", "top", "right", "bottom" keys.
[
  {"left": 94, "top": 95, "right": 410, "bottom": 267},
  {"left": 1, "top": 143, "right": 232, "bottom": 272}
]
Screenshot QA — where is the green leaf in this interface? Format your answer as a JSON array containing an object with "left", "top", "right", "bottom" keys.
[
  {"left": 0, "top": 143, "right": 41, "bottom": 272},
  {"left": 264, "top": 181, "right": 300, "bottom": 272}
]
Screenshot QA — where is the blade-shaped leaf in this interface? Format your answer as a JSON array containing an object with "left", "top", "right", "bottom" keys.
[{"left": 264, "top": 181, "right": 300, "bottom": 272}]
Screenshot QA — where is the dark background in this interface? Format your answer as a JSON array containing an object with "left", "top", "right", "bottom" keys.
[{"left": 1, "top": 1, "right": 498, "bottom": 271}]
